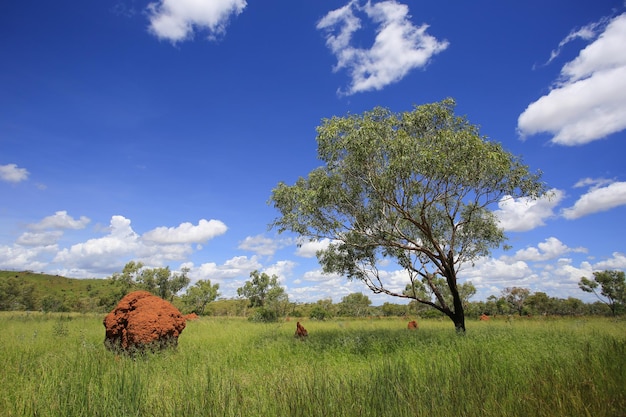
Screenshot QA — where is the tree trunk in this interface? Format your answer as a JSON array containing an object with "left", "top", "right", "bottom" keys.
[{"left": 453, "top": 312, "right": 466, "bottom": 333}]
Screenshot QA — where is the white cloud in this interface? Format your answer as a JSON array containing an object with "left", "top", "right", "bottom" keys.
[
  {"left": 460, "top": 257, "right": 534, "bottom": 286},
  {"left": 238, "top": 234, "right": 290, "bottom": 257},
  {"left": 147, "top": 0, "right": 246, "bottom": 42},
  {"left": 263, "top": 260, "right": 297, "bottom": 284},
  {"left": 593, "top": 252, "right": 626, "bottom": 270},
  {"left": 142, "top": 219, "right": 227, "bottom": 244},
  {"left": 295, "top": 238, "right": 336, "bottom": 258},
  {"left": 518, "top": 13, "right": 626, "bottom": 145},
  {"left": 28, "top": 211, "right": 90, "bottom": 231},
  {"left": 510, "top": 237, "right": 587, "bottom": 262},
  {"left": 302, "top": 269, "right": 343, "bottom": 283},
  {"left": 562, "top": 181, "right": 626, "bottom": 219},
  {"left": 573, "top": 177, "right": 614, "bottom": 189},
  {"left": 53, "top": 216, "right": 141, "bottom": 272},
  {"left": 0, "top": 244, "right": 53, "bottom": 272},
  {"left": 16, "top": 231, "right": 64, "bottom": 247},
  {"left": 192, "top": 255, "right": 262, "bottom": 281},
  {"left": 494, "top": 189, "right": 564, "bottom": 232},
  {"left": 543, "top": 17, "right": 610, "bottom": 66},
  {"left": 0, "top": 163, "right": 29, "bottom": 183},
  {"left": 317, "top": 0, "right": 448, "bottom": 95}
]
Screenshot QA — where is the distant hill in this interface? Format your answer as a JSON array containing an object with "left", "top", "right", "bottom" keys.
[{"left": 0, "top": 270, "right": 114, "bottom": 312}]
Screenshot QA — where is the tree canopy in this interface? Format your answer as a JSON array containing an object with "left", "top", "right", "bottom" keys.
[
  {"left": 182, "top": 279, "right": 220, "bottom": 315},
  {"left": 109, "top": 261, "right": 190, "bottom": 302},
  {"left": 270, "top": 99, "right": 546, "bottom": 332},
  {"left": 579, "top": 270, "right": 626, "bottom": 316}
]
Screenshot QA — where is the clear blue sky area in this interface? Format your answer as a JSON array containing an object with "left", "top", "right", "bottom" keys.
[{"left": 1, "top": 0, "right": 625, "bottom": 304}]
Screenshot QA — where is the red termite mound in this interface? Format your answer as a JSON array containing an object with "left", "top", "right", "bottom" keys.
[
  {"left": 479, "top": 314, "right": 491, "bottom": 321},
  {"left": 295, "top": 321, "right": 308, "bottom": 339},
  {"left": 103, "top": 291, "right": 186, "bottom": 353},
  {"left": 407, "top": 320, "right": 419, "bottom": 330}
]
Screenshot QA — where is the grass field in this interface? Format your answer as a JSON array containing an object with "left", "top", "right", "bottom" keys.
[{"left": 1, "top": 313, "right": 624, "bottom": 417}]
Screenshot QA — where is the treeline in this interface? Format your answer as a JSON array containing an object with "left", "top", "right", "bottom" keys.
[{"left": 0, "top": 268, "right": 622, "bottom": 319}]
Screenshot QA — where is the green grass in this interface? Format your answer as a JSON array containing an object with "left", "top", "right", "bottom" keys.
[{"left": 1, "top": 313, "right": 624, "bottom": 416}]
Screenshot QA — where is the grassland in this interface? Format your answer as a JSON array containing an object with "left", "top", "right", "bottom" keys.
[{"left": 1, "top": 313, "right": 624, "bottom": 417}]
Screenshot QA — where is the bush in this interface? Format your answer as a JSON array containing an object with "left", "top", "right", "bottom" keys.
[
  {"left": 310, "top": 306, "right": 331, "bottom": 320},
  {"left": 249, "top": 307, "right": 278, "bottom": 323}
]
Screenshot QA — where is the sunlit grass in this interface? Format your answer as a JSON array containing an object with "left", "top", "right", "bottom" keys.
[{"left": 1, "top": 313, "right": 624, "bottom": 416}]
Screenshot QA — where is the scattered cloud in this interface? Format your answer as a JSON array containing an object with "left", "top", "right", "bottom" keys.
[
  {"left": 562, "top": 180, "right": 626, "bottom": 219},
  {"left": 317, "top": 0, "right": 448, "bottom": 95},
  {"left": 518, "top": 13, "right": 626, "bottom": 145},
  {"left": 507, "top": 237, "right": 587, "bottom": 262},
  {"left": 27, "top": 211, "right": 90, "bottom": 231},
  {"left": 191, "top": 255, "right": 262, "bottom": 281},
  {"left": 0, "top": 163, "right": 29, "bottom": 183},
  {"left": 263, "top": 260, "right": 297, "bottom": 284},
  {"left": 147, "top": 0, "right": 246, "bottom": 43},
  {"left": 143, "top": 219, "right": 227, "bottom": 244},
  {"left": 16, "top": 231, "right": 64, "bottom": 247},
  {"left": 593, "top": 252, "right": 626, "bottom": 270},
  {"left": 53, "top": 216, "right": 142, "bottom": 273},
  {"left": 542, "top": 16, "right": 610, "bottom": 66},
  {"left": 238, "top": 234, "right": 291, "bottom": 257},
  {"left": 494, "top": 189, "right": 564, "bottom": 232},
  {"left": 295, "top": 238, "right": 336, "bottom": 258},
  {"left": 573, "top": 177, "right": 615, "bottom": 189}
]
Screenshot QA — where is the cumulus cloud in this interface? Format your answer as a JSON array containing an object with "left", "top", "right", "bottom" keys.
[
  {"left": 460, "top": 257, "right": 534, "bottom": 286},
  {"left": 263, "top": 260, "right": 297, "bottom": 284},
  {"left": 562, "top": 180, "right": 626, "bottom": 219},
  {"left": 0, "top": 244, "right": 52, "bottom": 271},
  {"left": 192, "top": 255, "right": 262, "bottom": 281},
  {"left": 509, "top": 237, "right": 587, "bottom": 262},
  {"left": 142, "top": 219, "right": 227, "bottom": 244},
  {"left": 0, "top": 163, "right": 29, "bottom": 183},
  {"left": 295, "top": 238, "right": 336, "bottom": 258},
  {"left": 16, "top": 231, "right": 64, "bottom": 247},
  {"left": 518, "top": 13, "right": 626, "bottom": 145},
  {"left": 238, "top": 234, "right": 291, "bottom": 257},
  {"left": 0, "top": 212, "right": 231, "bottom": 277},
  {"left": 317, "top": 0, "right": 448, "bottom": 95},
  {"left": 593, "top": 252, "right": 626, "bottom": 270},
  {"left": 53, "top": 216, "right": 142, "bottom": 272},
  {"left": 28, "top": 211, "right": 90, "bottom": 231},
  {"left": 147, "top": 0, "right": 246, "bottom": 42},
  {"left": 494, "top": 189, "right": 564, "bottom": 232}
]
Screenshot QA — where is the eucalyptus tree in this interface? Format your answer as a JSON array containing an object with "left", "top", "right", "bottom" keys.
[
  {"left": 270, "top": 99, "right": 546, "bottom": 332},
  {"left": 579, "top": 270, "right": 626, "bottom": 316},
  {"left": 182, "top": 279, "right": 220, "bottom": 315}
]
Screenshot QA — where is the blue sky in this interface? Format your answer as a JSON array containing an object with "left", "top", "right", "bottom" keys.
[{"left": 2, "top": 0, "right": 626, "bottom": 304}]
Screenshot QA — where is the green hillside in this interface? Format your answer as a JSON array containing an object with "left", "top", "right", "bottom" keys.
[{"left": 0, "top": 270, "right": 114, "bottom": 312}]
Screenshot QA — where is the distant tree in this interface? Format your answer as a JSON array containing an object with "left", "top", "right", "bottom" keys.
[
  {"left": 237, "top": 270, "right": 289, "bottom": 322},
  {"left": 237, "top": 270, "right": 284, "bottom": 307},
  {"left": 526, "top": 291, "right": 552, "bottom": 316},
  {"left": 381, "top": 302, "right": 409, "bottom": 317},
  {"left": 310, "top": 298, "right": 335, "bottom": 320},
  {"left": 502, "top": 287, "right": 531, "bottom": 316},
  {"left": 108, "top": 261, "right": 190, "bottom": 302},
  {"left": 0, "top": 277, "right": 37, "bottom": 311},
  {"left": 484, "top": 294, "right": 510, "bottom": 316},
  {"left": 579, "top": 270, "right": 626, "bottom": 316},
  {"left": 108, "top": 261, "right": 142, "bottom": 299},
  {"left": 405, "top": 277, "right": 476, "bottom": 312},
  {"left": 563, "top": 297, "right": 585, "bottom": 316},
  {"left": 338, "top": 292, "right": 372, "bottom": 317},
  {"left": 269, "top": 99, "right": 546, "bottom": 332},
  {"left": 182, "top": 279, "right": 220, "bottom": 315}
]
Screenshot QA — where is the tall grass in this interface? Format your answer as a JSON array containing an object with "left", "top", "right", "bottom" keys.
[{"left": 1, "top": 313, "right": 624, "bottom": 416}]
